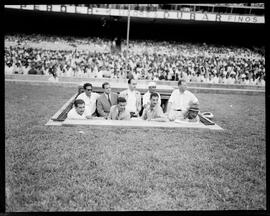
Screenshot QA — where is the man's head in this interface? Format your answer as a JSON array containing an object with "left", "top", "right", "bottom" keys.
[
  {"left": 128, "top": 78, "right": 137, "bottom": 91},
  {"left": 150, "top": 92, "right": 159, "bottom": 108},
  {"left": 178, "top": 79, "right": 187, "bottom": 93},
  {"left": 148, "top": 82, "right": 157, "bottom": 93},
  {"left": 74, "top": 99, "right": 85, "bottom": 115},
  {"left": 102, "top": 82, "right": 111, "bottom": 95},
  {"left": 83, "top": 83, "right": 93, "bottom": 97},
  {"left": 186, "top": 103, "right": 199, "bottom": 120},
  {"left": 117, "top": 97, "right": 127, "bottom": 112}
]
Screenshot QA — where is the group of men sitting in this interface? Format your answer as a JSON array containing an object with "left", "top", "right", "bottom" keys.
[{"left": 67, "top": 78, "right": 200, "bottom": 123}]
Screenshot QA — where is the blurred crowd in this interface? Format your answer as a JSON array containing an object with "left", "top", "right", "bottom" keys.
[{"left": 5, "top": 34, "right": 265, "bottom": 86}]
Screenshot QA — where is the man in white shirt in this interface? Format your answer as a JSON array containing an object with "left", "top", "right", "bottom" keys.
[
  {"left": 76, "top": 83, "right": 100, "bottom": 118},
  {"left": 5, "top": 63, "right": 13, "bottom": 75},
  {"left": 22, "top": 64, "right": 30, "bottom": 75},
  {"left": 141, "top": 92, "right": 168, "bottom": 122},
  {"left": 119, "top": 78, "right": 142, "bottom": 117},
  {"left": 166, "top": 79, "right": 199, "bottom": 121},
  {"left": 143, "top": 81, "right": 161, "bottom": 109},
  {"left": 212, "top": 74, "right": 219, "bottom": 84},
  {"left": 67, "top": 99, "right": 87, "bottom": 120}
]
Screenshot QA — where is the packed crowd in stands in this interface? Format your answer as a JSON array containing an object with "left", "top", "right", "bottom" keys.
[{"left": 5, "top": 34, "right": 265, "bottom": 86}]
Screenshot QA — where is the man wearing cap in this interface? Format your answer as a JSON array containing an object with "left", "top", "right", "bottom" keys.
[
  {"left": 97, "top": 82, "right": 118, "bottom": 119},
  {"left": 119, "top": 78, "right": 141, "bottom": 117},
  {"left": 181, "top": 102, "right": 200, "bottom": 123},
  {"left": 143, "top": 82, "right": 161, "bottom": 109},
  {"left": 166, "top": 79, "right": 199, "bottom": 121}
]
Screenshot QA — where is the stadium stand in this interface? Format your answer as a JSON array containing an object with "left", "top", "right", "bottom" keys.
[{"left": 5, "top": 34, "right": 265, "bottom": 86}]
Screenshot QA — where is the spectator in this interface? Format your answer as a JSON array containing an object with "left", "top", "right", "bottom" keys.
[
  {"left": 5, "top": 62, "right": 13, "bottom": 75},
  {"left": 67, "top": 99, "right": 88, "bottom": 120},
  {"left": 119, "top": 78, "right": 142, "bottom": 117},
  {"left": 76, "top": 83, "right": 100, "bottom": 118},
  {"left": 141, "top": 92, "right": 167, "bottom": 122},
  {"left": 167, "top": 79, "right": 199, "bottom": 121},
  {"left": 97, "top": 82, "right": 118, "bottom": 119},
  {"left": 142, "top": 81, "right": 161, "bottom": 109},
  {"left": 108, "top": 97, "right": 131, "bottom": 120}
]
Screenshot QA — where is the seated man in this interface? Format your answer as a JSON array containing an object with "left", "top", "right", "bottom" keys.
[
  {"left": 166, "top": 79, "right": 199, "bottom": 121},
  {"left": 76, "top": 83, "right": 100, "bottom": 118},
  {"left": 97, "top": 82, "right": 118, "bottom": 119},
  {"left": 67, "top": 99, "right": 88, "bottom": 120},
  {"left": 108, "top": 97, "right": 131, "bottom": 120},
  {"left": 141, "top": 92, "right": 168, "bottom": 122},
  {"left": 142, "top": 81, "right": 161, "bottom": 109}
]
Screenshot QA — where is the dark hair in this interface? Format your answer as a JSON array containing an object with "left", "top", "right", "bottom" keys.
[
  {"left": 102, "top": 82, "right": 110, "bottom": 89},
  {"left": 178, "top": 79, "right": 186, "bottom": 86},
  {"left": 83, "top": 83, "right": 92, "bottom": 90},
  {"left": 74, "top": 99, "right": 85, "bottom": 107},
  {"left": 128, "top": 78, "right": 134, "bottom": 84},
  {"left": 117, "top": 97, "right": 126, "bottom": 104},
  {"left": 150, "top": 92, "right": 159, "bottom": 99}
]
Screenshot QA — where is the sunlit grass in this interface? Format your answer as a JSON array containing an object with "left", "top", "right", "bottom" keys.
[{"left": 5, "top": 82, "right": 265, "bottom": 211}]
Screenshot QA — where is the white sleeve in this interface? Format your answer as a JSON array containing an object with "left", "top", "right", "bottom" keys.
[
  {"left": 158, "top": 93, "right": 161, "bottom": 105},
  {"left": 168, "top": 90, "right": 176, "bottom": 103},
  {"left": 189, "top": 92, "right": 199, "bottom": 104},
  {"left": 142, "top": 93, "right": 148, "bottom": 106},
  {"left": 95, "top": 93, "right": 100, "bottom": 99},
  {"left": 67, "top": 109, "right": 81, "bottom": 119}
]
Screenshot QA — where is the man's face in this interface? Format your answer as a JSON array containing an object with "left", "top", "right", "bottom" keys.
[
  {"left": 118, "top": 102, "right": 126, "bottom": 112},
  {"left": 85, "top": 86, "right": 92, "bottom": 97},
  {"left": 148, "top": 86, "right": 156, "bottom": 93},
  {"left": 104, "top": 84, "right": 111, "bottom": 95},
  {"left": 75, "top": 103, "right": 85, "bottom": 115},
  {"left": 150, "top": 96, "right": 159, "bottom": 107},
  {"left": 188, "top": 110, "right": 198, "bottom": 119},
  {"left": 129, "top": 79, "right": 137, "bottom": 91},
  {"left": 178, "top": 81, "right": 187, "bottom": 93}
]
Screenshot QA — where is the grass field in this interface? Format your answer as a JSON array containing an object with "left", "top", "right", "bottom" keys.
[{"left": 5, "top": 81, "right": 265, "bottom": 211}]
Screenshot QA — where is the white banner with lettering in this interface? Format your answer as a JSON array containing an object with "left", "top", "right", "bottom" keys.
[{"left": 5, "top": 5, "right": 265, "bottom": 24}]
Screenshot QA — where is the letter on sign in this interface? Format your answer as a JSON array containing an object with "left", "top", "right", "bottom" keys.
[
  {"left": 61, "top": 5, "right": 67, "bottom": 13},
  {"left": 47, "top": 5, "right": 52, "bottom": 11},
  {"left": 202, "top": 12, "right": 208, "bottom": 21},
  {"left": 190, "top": 13, "right": 196, "bottom": 20},
  {"left": 216, "top": 13, "right": 221, "bottom": 21}
]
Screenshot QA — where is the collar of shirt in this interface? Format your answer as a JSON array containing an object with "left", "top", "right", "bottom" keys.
[
  {"left": 84, "top": 92, "right": 92, "bottom": 98},
  {"left": 105, "top": 93, "right": 110, "bottom": 99},
  {"left": 178, "top": 90, "right": 186, "bottom": 95}
]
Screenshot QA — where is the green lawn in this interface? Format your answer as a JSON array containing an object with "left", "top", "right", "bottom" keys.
[{"left": 5, "top": 81, "right": 266, "bottom": 211}]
